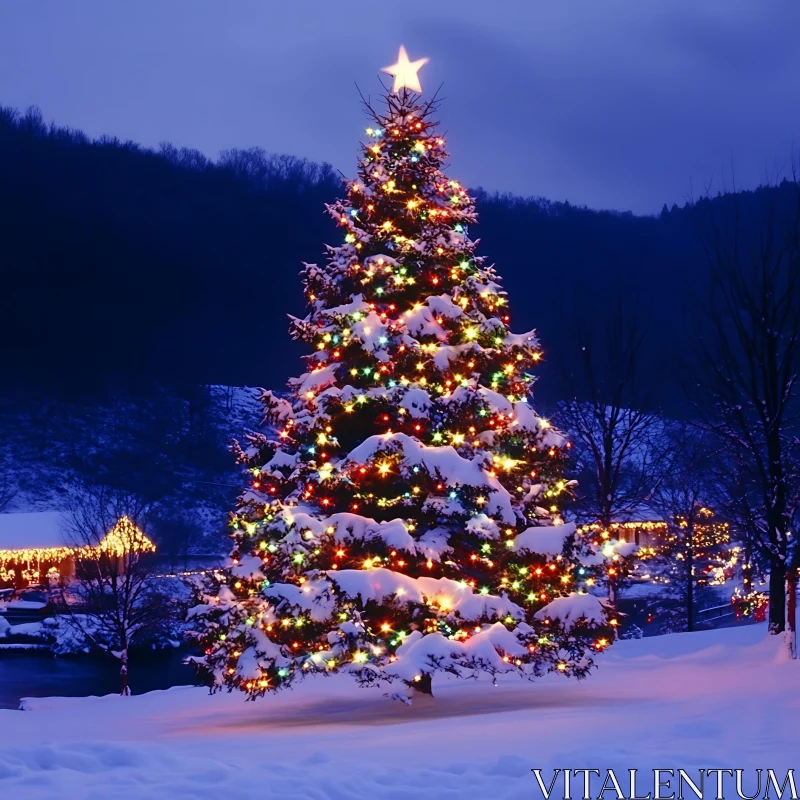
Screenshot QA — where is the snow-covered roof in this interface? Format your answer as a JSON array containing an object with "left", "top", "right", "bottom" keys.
[
  {"left": 0, "top": 512, "right": 156, "bottom": 560},
  {"left": 614, "top": 505, "right": 664, "bottom": 524},
  {"left": 0, "top": 512, "right": 69, "bottom": 551}
]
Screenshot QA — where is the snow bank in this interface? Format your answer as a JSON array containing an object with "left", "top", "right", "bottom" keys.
[
  {"left": 3, "top": 626, "right": 793, "bottom": 800},
  {"left": 344, "top": 432, "right": 516, "bottom": 523},
  {"left": 330, "top": 568, "right": 524, "bottom": 622},
  {"left": 2, "top": 600, "right": 49, "bottom": 611},
  {"left": 511, "top": 522, "right": 575, "bottom": 557},
  {"left": 384, "top": 623, "right": 526, "bottom": 682},
  {"left": 535, "top": 593, "right": 607, "bottom": 629}
]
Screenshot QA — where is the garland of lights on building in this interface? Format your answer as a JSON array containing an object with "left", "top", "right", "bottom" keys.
[
  {"left": 577, "top": 508, "right": 733, "bottom": 590},
  {"left": 0, "top": 516, "right": 154, "bottom": 587}
]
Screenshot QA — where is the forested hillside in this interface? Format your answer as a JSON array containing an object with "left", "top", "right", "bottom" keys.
[
  {"left": 1, "top": 103, "right": 719, "bottom": 412},
  {"left": 2, "top": 102, "right": 794, "bottom": 528}
]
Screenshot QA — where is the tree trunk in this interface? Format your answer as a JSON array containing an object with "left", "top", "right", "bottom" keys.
[
  {"left": 769, "top": 557, "right": 786, "bottom": 634},
  {"left": 687, "top": 537, "right": 694, "bottom": 633},
  {"left": 409, "top": 673, "right": 433, "bottom": 697},
  {"left": 607, "top": 579, "right": 619, "bottom": 639},
  {"left": 786, "top": 569, "right": 797, "bottom": 659},
  {"left": 743, "top": 539, "right": 753, "bottom": 594},
  {"left": 601, "top": 508, "right": 618, "bottom": 636},
  {"left": 120, "top": 648, "right": 130, "bottom": 696}
]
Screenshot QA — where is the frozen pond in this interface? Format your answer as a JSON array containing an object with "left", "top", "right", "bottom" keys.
[{"left": 0, "top": 650, "right": 197, "bottom": 709}]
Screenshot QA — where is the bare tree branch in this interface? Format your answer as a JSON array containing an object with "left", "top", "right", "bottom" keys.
[
  {"left": 689, "top": 165, "right": 800, "bottom": 641},
  {"left": 558, "top": 304, "right": 675, "bottom": 529},
  {"left": 57, "top": 481, "right": 178, "bottom": 695}
]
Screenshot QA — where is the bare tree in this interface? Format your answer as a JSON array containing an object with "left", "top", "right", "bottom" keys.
[
  {"left": 0, "top": 446, "right": 16, "bottom": 512},
  {"left": 692, "top": 172, "right": 800, "bottom": 654},
  {"left": 650, "top": 426, "right": 728, "bottom": 632},
  {"left": 58, "top": 483, "right": 176, "bottom": 695},
  {"left": 558, "top": 307, "right": 671, "bottom": 608},
  {"left": 708, "top": 456, "right": 767, "bottom": 599},
  {"left": 0, "top": 480, "right": 14, "bottom": 513}
]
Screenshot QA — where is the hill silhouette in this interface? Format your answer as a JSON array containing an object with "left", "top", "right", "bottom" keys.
[{"left": 0, "top": 103, "right": 772, "bottom": 413}]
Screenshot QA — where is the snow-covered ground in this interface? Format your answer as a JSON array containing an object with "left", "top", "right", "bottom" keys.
[{"left": 1, "top": 624, "right": 798, "bottom": 798}]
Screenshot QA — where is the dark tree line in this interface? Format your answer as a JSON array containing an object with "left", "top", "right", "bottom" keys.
[
  {"left": 692, "top": 174, "right": 800, "bottom": 652},
  {"left": 555, "top": 172, "right": 800, "bottom": 650},
  {"left": 2, "top": 101, "right": 793, "bottom": 415},
  {"left": 0, "top": 105, "right": 340, "bottom": 392}
]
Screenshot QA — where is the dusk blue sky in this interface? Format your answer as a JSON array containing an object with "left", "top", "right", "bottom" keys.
[{"left": 1, "top": 1, "right": 799, "bottom": 213}]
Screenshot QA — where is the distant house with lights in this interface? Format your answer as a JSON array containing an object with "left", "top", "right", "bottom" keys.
[
  {"left": 578, "top": 506, "right": 730, "bottom": 552},
  {"left": 578, "top": 513, "right": 667, "bottom": 550},
  {"left": 0, "top": 511, "right": 155, "bottom": 591}
]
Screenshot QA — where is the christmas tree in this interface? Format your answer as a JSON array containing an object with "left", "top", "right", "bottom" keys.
[{"left": 192, "top": 51, "right": 614, "bottom": 700}]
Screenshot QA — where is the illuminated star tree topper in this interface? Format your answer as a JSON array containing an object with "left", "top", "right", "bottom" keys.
[{"left": 381, "top": 45, "right": 429, "bottom": 94}]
